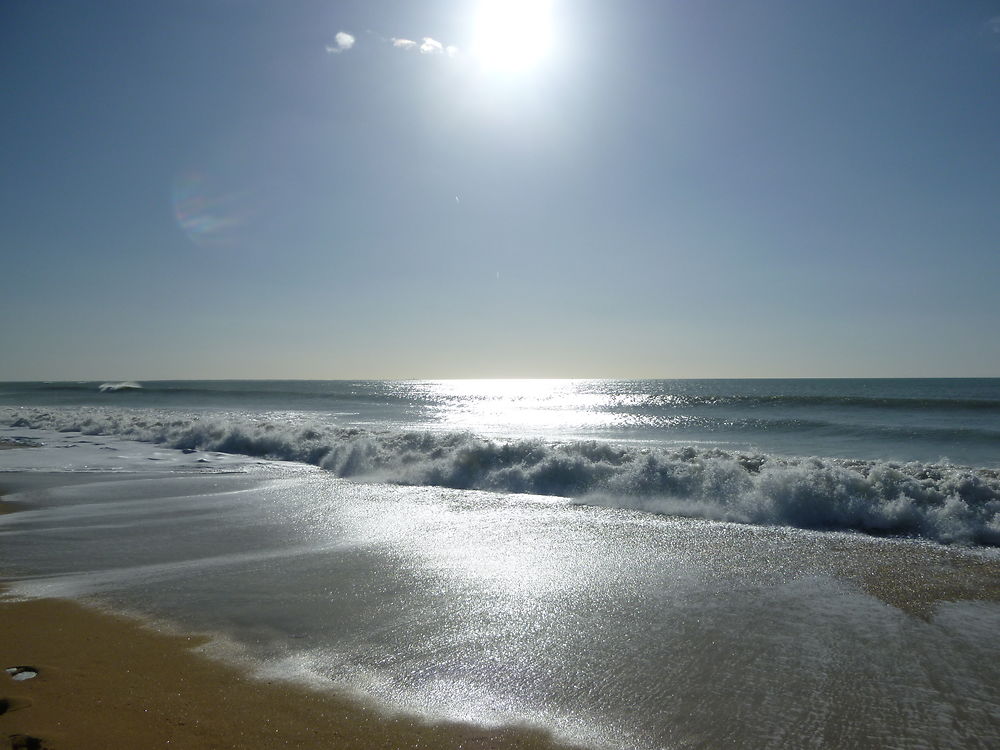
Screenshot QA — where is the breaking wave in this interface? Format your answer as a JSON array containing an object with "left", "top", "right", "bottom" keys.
[
  {"left": 5, "top": 407, "right": 1000, "bottom": 547},
  {"left": 98, "top": 381, "right": 143, "bottom": 393}
]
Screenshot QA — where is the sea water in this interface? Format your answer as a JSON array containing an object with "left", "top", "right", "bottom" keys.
[
  {"left": 2, "top": 379, "right": 999, "bottom": 748},
  {"left": 3, "top": 378, "right": 999, "bottom": 544}
]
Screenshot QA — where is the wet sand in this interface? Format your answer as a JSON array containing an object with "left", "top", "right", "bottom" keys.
[
  {"left": 0, "top": 442, "right": 33, "bottom": 451},
  {"left": 0, "top": 594, "right": 570, "bottom": 750},
  {"left": 0, "top": 442, "right": 33, "bottom": 515},
  {"left": 0, "top": 469, "right": 569, "bottom": 750}
]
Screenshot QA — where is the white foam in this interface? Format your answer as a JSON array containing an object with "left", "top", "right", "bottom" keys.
[
  {"left": 4, "top": 406, "right": 1000, "bottom": 545},
  {"left": 98, "top": 381, "right": 143, "bottom": 392},
  {"left": 0, "top": 426, "right": 257, "bottom": 474}
]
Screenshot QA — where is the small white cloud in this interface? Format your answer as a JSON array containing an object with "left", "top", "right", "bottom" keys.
[
  {"left": 326, "top": 30, "right": 355, "bottom": 53},
  {"left": 989, "top": 16, "right": 1000, "bottom": 33},
  {"left": 387, "top": 34, "right": 458, "bottom": 59},
  {"left": 420, "top": 37, "right": 444, "bottom": 55}
]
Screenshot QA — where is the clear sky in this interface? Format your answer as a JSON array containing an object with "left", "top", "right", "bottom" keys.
[{"left": 2, "top": 0, "right": 999, "bottom": 380}]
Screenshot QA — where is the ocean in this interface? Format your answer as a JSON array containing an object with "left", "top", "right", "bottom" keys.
[{"left": 2, "top": 379, "right": 999, "bottom": 748}]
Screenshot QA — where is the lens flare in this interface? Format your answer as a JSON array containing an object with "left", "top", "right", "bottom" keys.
[{"left": 172, "top": 170, "right": 256, "bottom": 248}]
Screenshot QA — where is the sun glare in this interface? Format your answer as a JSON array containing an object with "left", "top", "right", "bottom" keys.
[{"left": 471, "top": 0, "right": 555, "bottom": 73}]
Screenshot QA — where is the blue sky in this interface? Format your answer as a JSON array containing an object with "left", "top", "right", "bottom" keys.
[{"left": 2, "top": 0, "right": 999, "bottom": 379}]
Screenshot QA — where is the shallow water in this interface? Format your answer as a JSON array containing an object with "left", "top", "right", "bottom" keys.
[
  {"left": 2, "top": 432, "right": 999, "bottom": 749},
  {"left": 0, "top": 380, "right": 1000, "bottom": 546}
]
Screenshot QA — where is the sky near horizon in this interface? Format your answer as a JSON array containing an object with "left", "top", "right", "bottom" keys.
[{"left": 2, "top": 0, "right": 999, "bottom": 380}]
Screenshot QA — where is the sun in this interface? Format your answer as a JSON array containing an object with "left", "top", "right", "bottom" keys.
[{"left": 471, "top": 0, "right": 555, "bottom": 73}]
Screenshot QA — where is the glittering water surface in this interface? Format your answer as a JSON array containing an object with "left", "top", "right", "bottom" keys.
[
  {"left": 3, "top": 378, "right": 1000, "bottom": 464},
  {"left": 2, "top": 434, "right": 999, "bottom": 749},
  {"left": 6, "top": 378, "right": 1000, "bottom": 546}
]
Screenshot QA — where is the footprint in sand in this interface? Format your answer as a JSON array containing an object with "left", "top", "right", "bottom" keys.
[
  {"left": 3, "top": 670, "right": 45, "bottom": 749},
  {"left": 3, "top": 668, "right": 37, "bottom": 682},
  {"left": 8, "top": 735, "right": 44, "bottom": 750},
  {"left": 0, "top": 698, "right": 32, "bottom": 715}
]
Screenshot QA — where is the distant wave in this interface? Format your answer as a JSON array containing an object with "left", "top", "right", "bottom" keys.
[
  {"left": 98, "top": 382, "right": 143, "bottom": 393},
  {"left": 29, "top": 381, "right": 402, "bottom": 403},
  {"left": 5, "top": 407, "right": 1000, "bottom": 547}
]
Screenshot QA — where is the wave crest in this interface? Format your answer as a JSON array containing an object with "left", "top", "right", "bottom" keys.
[
  {"left": 98, "top": 382, "right": 143, "bottom": 393},
  {"left": 5, "top": 407, "right": 1000, "bottom": 546}
]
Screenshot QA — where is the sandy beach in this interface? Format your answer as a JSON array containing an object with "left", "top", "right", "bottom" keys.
[{"left": 0, "top": 593, "right": 569, "bottom": 750}]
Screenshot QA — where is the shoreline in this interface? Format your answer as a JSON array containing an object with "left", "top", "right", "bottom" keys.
[
  {"left": 0, "top": 477, "right": 574, "bottom": 750},
  {"left": 4, "top": 460, "right": 1000, "bottom": 748},
  {"left": 0, "top": 593, "right": 574, "bottom": 750}
]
